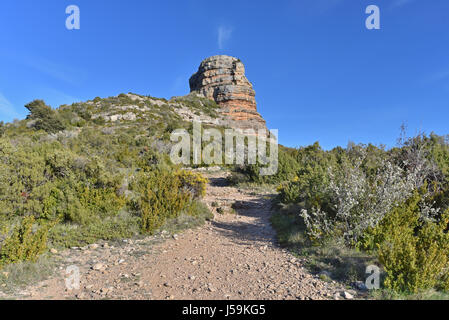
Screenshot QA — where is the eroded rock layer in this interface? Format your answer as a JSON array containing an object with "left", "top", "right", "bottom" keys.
[{"left": 189, "top": 55, "right": 267, "bottom": 130}]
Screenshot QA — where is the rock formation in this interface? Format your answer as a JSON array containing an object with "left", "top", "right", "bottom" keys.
[{"left": 189, "top": 55, "right": 266, "bottom": 130}]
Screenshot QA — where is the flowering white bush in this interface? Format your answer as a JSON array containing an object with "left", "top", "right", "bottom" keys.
[{"left": 300, "top": 147, "right": 439, "bottom": 245}]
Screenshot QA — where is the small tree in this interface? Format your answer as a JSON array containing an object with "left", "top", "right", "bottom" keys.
[{"left": 25, "top": 100, "right": 65, "bottom": 133}]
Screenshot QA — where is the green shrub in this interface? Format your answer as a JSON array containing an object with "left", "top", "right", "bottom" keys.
[
  {"left": 175, "top": 170, "right": 208, "bottom": 198},
  {"left": 0, "top": 138, "right": 125, "bottom": 223},
  {"left": 0, "top": 216, "right": 54, "bottom": 267},
  {"left": 131, "top": 169, "right": 205, "bottom": 234},
  {"left": 277, "top": 162, "right": 330, "bottom": 206},
  {"left": 360, "top": 192, "right": 449, "bottom": 293},
  {"left": 232, "top": 146, "right": 301, "bottom": 185}
]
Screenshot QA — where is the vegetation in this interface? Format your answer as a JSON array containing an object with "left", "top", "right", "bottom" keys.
[
  {"left": 0, "top": 216, "right": 53, "bottom": 266},
  {"left": 366, "top": 191, "right": 449, "bottom": 293},
  {"left": 25, "top": 100, "right": 66, "bottom": 133},
  {"left": 237, "top": 131, "right": 449, "bottom": 296},
  {"left": 131, "top": 169, "right": 207, "bottom": 233},
  {"left": 2, "top": 90, "right": 449, "bottom": 298},
  {"left": 0, "top": 94, "right": 214, "bottom": 270}
]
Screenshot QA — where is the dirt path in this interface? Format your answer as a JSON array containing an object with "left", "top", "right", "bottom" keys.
[{"left": 3, "top": 170, "right": 347, "bottom": 300}]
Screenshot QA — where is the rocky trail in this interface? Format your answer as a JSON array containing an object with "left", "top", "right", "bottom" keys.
[{"left": 2, "top": 170, "right": 350, "bottom": 300}]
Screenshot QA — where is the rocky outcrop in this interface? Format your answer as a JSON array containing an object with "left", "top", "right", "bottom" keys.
[{"left": 189, "top": 55, "right": 266, "bottom": 130}]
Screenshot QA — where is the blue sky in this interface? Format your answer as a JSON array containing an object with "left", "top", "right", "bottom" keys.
[{"left": 0, "top": 0, "right": 448, "bottom": 149}]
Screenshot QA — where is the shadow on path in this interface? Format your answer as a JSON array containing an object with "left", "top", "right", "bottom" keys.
[{"left": 211, "top": 195, "right": 278, "bottom": 246}]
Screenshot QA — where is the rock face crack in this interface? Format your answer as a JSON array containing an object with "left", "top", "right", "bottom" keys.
[{"left": 189, "top": 55, "right": 267, "bottom": 130}]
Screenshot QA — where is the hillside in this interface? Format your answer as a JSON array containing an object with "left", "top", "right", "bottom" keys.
[
  {"left": 0, "top": 91, "right": 228, "bottom": 258},
  {"left": 1, "top": 170, "right": 348, "bottom": 300},
  {"left": 1, "top": 57, "right": 449, "bottom": 301},
  {"left": 0, "top": 86, "right": 346, "bottom": 300}
]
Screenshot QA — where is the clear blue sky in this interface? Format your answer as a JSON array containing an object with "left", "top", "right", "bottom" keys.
[{"left": 1, "top": 0, "right": 448, "bottom": 149}]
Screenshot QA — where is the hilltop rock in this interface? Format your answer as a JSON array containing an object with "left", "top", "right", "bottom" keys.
[{"left": 189, "top": 55, "right": 267, "bottom": 130}]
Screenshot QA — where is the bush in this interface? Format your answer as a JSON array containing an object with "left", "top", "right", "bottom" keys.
[
  {"left": 131, "top": 169, "right": 206, "bottom": 234},
  {"left": 0, "top": 216, "right": 53, "bottom": 268},
  {"left": 175, "top": 170, "right": 208, "bottom": 198},
  {"left": 0, "top": 138, "right": 126, "bottom": 223},
  {"left": 231, "top": 146, "right": 300, "bottom": 185},
  {"left": 360, "top": 192, "right": 449, "bottom": 293},
  {"left": 299, "top": 152, "right": 417, "bottom": 245},
  {"left": 277, "top": 162, "right": 329, "bottom": 206}
]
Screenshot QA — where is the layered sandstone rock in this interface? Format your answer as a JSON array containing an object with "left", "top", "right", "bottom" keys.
[{"left": 189, "top": 55, "right": 266, "bottom": 130}]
